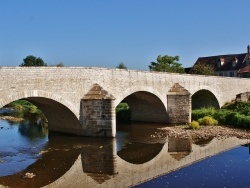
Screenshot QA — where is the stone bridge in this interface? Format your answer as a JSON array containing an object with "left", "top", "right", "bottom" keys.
[{"left": 1, "top": 67, "right": 250, "bottom": 137}]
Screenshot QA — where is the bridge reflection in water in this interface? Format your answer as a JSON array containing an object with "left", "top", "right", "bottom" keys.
[{"left": 44, "top": 136, "right": 249, "bottom": 188}]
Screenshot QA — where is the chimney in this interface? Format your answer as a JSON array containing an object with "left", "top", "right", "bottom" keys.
[{"left": 248, "top": 45, "right": 250, "bottom": 54}]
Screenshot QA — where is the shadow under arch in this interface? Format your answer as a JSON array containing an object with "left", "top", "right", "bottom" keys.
[
  {"left": 119, "top": 91, "right": 168, "bottom": 123},
  {"left": 26, "top": 97, "right": 81, "bottom": 135},
  {"left": 192, "top": 89, "right": 220, "bottom": 110},
  {"left": 0, "top": 90, "right": 82, "bottom": 135}
]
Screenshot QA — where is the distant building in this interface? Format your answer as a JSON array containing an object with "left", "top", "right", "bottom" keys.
[{"left": 189, "top": 45, "right": 250, "bottom": 77}]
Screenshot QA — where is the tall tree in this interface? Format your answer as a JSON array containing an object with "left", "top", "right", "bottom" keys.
[
  {"left": 20, "top": 55, "right": 47, "bottom": 66},
  {"left": 116, "top": 62, "right": 127, "bottom": 69},
  {"left": 190, "top": 62, "right": 215, "bottom": 75},
  {"left": 148, "top": 55, "right": 185, "bottom": 73}
]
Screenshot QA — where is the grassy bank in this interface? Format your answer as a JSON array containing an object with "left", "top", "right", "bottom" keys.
[
  {"left": 192, "top": 101, "right": 250, "bottom": 128},
  {"left": 2, "top": 100, "right": 47, "bottom": 125}
]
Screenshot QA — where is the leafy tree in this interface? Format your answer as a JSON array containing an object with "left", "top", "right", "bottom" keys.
[
  {"left": 190, "top": 62, "right": 215, "bottom": 76},
  {"left": 116, "top": 62, "right": 127, "bottom": 69},
  {"left": 148, "top": 55, "right": 185, "bottom": 73},
  {"left": 56, "top": 62, "right": 64, "bottom": 67},
  {"left": 20, "top": 55, "right": 47, "bottom": 66}
]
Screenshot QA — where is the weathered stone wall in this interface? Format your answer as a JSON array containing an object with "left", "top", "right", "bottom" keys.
[
  {"left": 1, "top": 67, "right": 250, "bottom": 136},
  {"left": 81, "top": 100, "right": 116, "bottom": 137},
  {"left": 167, "top": 83, "right": 191, "bottom": 124}
]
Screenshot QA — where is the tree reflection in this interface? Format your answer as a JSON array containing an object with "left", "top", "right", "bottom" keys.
[{"left": 18, "top": 121, "right": 47, "bottom": 139}]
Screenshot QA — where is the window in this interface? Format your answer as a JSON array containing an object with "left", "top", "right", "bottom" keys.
[
  {"left": 246, "top": 60, "right": 250, "bottom": 66},
  {"left": 232, "top": 61, "right": 236, "bottom": 67}
]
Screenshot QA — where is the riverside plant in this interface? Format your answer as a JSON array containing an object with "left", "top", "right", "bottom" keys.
[
  {"left": 192, "top": 102, "right": 250, "bottom": 128},
  {"left": 198, "top": 116, "right": 218, "bottom": 126},
  {"left": 189, "top": 120, "right": 200, "bottom": 129}
]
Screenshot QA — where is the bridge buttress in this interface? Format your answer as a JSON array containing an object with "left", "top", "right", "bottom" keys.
[
  {"left": 80, "top": 84, "right": 116, "bottom": 137},
  {"left": 167, "top": 83, "right": 191, "bottom": 124}
]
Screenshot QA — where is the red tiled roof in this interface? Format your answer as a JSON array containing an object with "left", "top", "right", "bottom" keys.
[{"left": 238, "top": 65, "right": 250, "bottom": 73}]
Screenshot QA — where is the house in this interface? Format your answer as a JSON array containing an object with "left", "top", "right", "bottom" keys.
[{"left": 189, "top": 45, "right": 250, "bottom": 77}]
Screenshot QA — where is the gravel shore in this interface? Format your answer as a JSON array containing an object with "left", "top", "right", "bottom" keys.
[{"left": 154, "top": 125, "right": 250, "bottom": 140}]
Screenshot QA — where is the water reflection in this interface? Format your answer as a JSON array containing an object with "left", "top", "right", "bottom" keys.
[
  {"left": 168, "top": 137, "right": 192, "bottom": 161},
  {"left": 81, "top": 139, "right": 118, "bottom": 184},
  {"left": 0, "top": 119, "right": 48, "bottom": 177},
  {"left": 116, "top": 123, "right": 166, "bottom": 164},
  {"left": 44, "top": 136, "right": 249, "bottom": 188},
  {"left": 0, "top": 116, "right": 250, "bottom": 188}
]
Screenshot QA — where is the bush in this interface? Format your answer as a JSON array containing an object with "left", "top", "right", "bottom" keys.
[
  {"left": 116, "top": 103, "right": 131, "bottom": 122},
  {"left": 222, "top": 101, "right": 250, "bottom": 116},
  {"left": 192, "top": 107, "right": 217, "bottom": 120},
  {"left": 189, "top": 121, "right": 200, "bottom": 129},
  {"left": 192, "top": 101, "right": 250, "bottom": 129},
  {"left": 198, "top": 116, "right": 218, "bottom": 126}
]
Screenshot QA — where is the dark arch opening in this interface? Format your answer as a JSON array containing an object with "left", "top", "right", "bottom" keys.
[
  {"left": 118, "top": 91, "right": 168, "bottom": 123},
  {"left": 192, "top": 90, "right": 220, "bottom": 110},
  {"left": 25, "top": 97, "right": 80, "bottom": 134}
]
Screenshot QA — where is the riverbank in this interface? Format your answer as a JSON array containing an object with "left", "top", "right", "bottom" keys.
[
  {"left": 153, "top": 125, "right": 250, "bottom": 140},
  {"left": 0, "top": 116, "right": 24, "bottom": 122}
]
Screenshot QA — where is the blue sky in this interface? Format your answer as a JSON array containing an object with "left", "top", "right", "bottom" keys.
[{"left": 1, "top": 0, "right": 249, "bottom": 70}]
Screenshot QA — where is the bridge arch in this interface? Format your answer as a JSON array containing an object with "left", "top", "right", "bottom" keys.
[
  {"left": 0, "top": 90, "right": 82, "bottom": 135},
  {"left": 115, "top": 87, "right": 168, "bottom": 123},
  {"left": 191, "top": 89, "right": 220, "bottom": 109},
  {"left": 115, "top": 86, "right": 167, "bottom": 110}
]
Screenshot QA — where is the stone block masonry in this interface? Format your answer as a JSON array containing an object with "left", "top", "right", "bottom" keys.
[
  {"left": 1, "top": 67, "right": 250, "bottom": 137},
  {"left": 80, "top": 84, "right": 116, "bottom": 137},
  {"left": 167, "top": 83, "right": 191, "bottom": 124}
]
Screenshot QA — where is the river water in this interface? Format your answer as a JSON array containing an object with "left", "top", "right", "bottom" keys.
[{"left": 0, "top": 110, "right": 250, "bottom": 187}]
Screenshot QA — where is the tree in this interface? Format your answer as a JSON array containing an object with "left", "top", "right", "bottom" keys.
[
  {"left": 190, "top": 62, "right": 216, "bottom": 76},
  {"left": 148, "top": 55, "right": 185, "bottom": 73},
  {"left": 116, "top": 62, "right": 127, "bottom": 69},
  {"left": 56, "top": 62, "right": 64, "bottom": 67},
  {"left": 20, "top": 55, "right": 47, "bottom": 66}
]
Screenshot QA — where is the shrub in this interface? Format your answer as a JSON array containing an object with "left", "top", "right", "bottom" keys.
[
  {"left": 192, "top": 107, "right": 217, "bottom": 120},
  {"left": 189, "top": 121, "right": 200, "bottom": 129},
  {"left": 116, "top": 103, "right": 131, "bottom": 122},
  {"left": 198, "top": 116, "right": 218, "bottom": 126}
]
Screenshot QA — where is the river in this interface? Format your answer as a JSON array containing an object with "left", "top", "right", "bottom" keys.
[{"left": 0, "top": 109, "right": 250, "bottom": 187}]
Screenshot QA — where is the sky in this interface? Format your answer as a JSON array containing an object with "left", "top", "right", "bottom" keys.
[{"left": 1, "top": 0, "right": 250, "bottom": 70}]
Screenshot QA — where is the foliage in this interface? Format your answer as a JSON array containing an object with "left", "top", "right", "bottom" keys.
[
  {"left": 7, "top": 100, "right": 47, "bottom": 125},
  {"left": 20, "top": 55, "right": 47, "bottom": 66},
  {"left": 198, "top": 116, "right": 218, "bottom": 126},
  {"left": 116, "top": 103, "right": 131, "bottom": 122},
  {"left": 192, "top": 101, "right": 250, "bottom": 128},
  {"left": 190, "top": 62, "right": 216, "bottom": 76},
  {"left": 222, "top": 101, "right": 250, "bottom": 116},
  {"left": 148, "top": 55, "right": 185, "bottom": 73},
  {"left": 56, "top": 62, "right": 64, "bottom": 67},
  {"left": 192, "top": 107, "right": 217, "bottom": 120},
  {"left": 189, "top": 120, "right": 200, "bottom": 129},
  {"left": 116, "top": 63, "right": 127, "bottom": 69}
]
